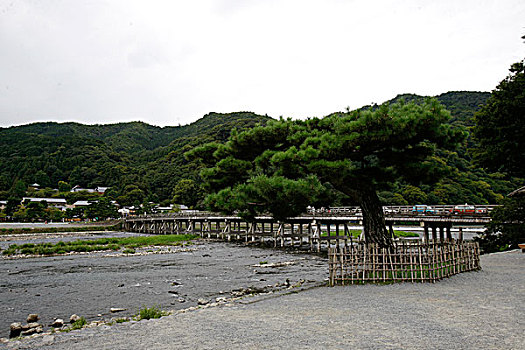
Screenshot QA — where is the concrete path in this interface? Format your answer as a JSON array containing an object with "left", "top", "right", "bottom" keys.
[{"left": 4, "top": 250, "right": 524, "bottom": 350}]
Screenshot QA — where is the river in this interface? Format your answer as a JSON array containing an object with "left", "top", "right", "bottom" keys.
[{"left": 0, "top": 231, "right": 328, "bottom": 338}]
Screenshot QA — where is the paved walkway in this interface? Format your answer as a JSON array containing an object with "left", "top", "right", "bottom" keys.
[{"left": 4, "top": 250, "right": 524, "bottom": 349}]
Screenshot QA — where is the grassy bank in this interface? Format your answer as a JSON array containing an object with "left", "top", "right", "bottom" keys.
[
  {"left": 0, "top": 222, "right": 122, "bottom": 235},
  {"left": 1, "top": 234, "right": 198, "bottom": 256}
]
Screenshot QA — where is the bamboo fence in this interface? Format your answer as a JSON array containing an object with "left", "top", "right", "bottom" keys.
[{"left": 329, "top": 241, "right": 480, "bottom": 286}]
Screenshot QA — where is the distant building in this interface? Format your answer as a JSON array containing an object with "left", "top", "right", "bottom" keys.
[
  {"left": 153, "top": 204, "right": 174, "bottom": 213},
  {"left": 95, "top": 186, "right": 110, "bottom": 194},
  {"left": 0, "top": 200, "right": 7, "bottom": 210},
  {"left": 118, "top": 208, "right": 130, "bottom": 216},
  {"left": 71, "top": 200, "right": 94, "bottom": 208},
  {"left": 70, "top": 185, "right": 110, "bottom": 194},
  {"left": 71, "top": 185, "right": 96, "bottom": 193},
  {"left": 21, "top": 197, "right": 67, "bottom": 211}
]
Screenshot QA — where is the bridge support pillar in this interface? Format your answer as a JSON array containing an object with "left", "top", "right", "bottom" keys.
[
  {"left": 423, "top": 224, "right": 429, "bottom": 243},
  {"left": 431, "top": 225, "right": 437, "bottom": 243},
  {"left": 458, "top": 227, "right": 464, "bottom": 241},
  {"left": 439, "top": 226, "right": 445, "bottom": 242},
  {"left": 446, "top": 225, "right": 452, "bottom": 241}
]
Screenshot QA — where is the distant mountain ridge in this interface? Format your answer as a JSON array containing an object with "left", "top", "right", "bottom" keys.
[
  {"left": 362, "top": 91, "right": 491, "bottom": 126},
  {"left": 3, "top": 111, "right": 270, "bottom": 154},
  {"left": 0, "top": 112, "right": 270, "bottom": 201}
]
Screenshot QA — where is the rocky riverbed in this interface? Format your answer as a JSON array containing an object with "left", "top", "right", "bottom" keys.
[{"left": 0, "top": 232, "right": 328, "bottom": 338}]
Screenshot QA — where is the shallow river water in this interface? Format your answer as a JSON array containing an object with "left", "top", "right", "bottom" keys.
[{"left": 0, "top": 232, "right": 328, "bottom": 337}]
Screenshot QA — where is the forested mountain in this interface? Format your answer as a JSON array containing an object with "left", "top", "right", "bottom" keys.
[
  {"left": 0, "top": 112, "right": 270, "bottom": 205},
  {"left": 0, "top": 92, "right": 521, "bottom": 208}
]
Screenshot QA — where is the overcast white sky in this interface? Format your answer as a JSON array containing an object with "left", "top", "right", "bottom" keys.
[{"left": 1, "top": 0, "right": 524, "bottom": 127}]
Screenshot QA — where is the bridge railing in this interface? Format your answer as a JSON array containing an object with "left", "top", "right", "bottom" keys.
[{"left": 126, "top": 204, "right": 497, "bottom": 220}]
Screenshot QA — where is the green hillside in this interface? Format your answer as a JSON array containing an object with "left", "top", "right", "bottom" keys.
[
  {"left": 0, "top": 112, "right": 270, "bottom": 204},
  {"left": 0, "top": 92, "right": 521, "bottom": 210}
]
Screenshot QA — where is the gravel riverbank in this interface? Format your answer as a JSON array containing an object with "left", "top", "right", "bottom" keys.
[
  {"left": 3, "top": 249, "right": 523, "bottom": 350},
  {"left": 0, "top": 235, "right": 327, "bottom": 339}
]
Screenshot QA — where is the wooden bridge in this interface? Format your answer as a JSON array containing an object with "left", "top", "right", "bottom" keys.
[{"left": 123, "top": 210, "right": 491, "bottom": 252}]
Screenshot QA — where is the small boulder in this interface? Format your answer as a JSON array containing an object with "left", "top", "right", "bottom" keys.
[
  {"left": 50, "top": 319, "right": 64, "bottom": 328},
  {"left": 110, "top": 308, "right": 126, "bottom": 313},
  {"left": 21, "top": 326, "right": 42, "bottom": 336},
  {"left": 26, "top": 322, "right": 40, "bottom": 329},
  {"left": 70, "top": 314, "right": 81, "bottom": 323},
  {"left": 26, "top": 314, "right": 39, "bottom": 323},
  {"left": 197, "top": 298, "right": 210, "bottom": 305},
  {"left": 9, "top": 322, "right": 22, "bottom": 338}
]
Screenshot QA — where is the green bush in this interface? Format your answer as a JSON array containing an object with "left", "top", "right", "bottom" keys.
[
  {"left": 107, "top": 244, "right": 120, "bottom": 251},
  {"left": 71, "top": 317, "right": 87, "bottom": 330},
  {"left": 73, "top": 245, "right": 88, "bottom": 252},
  {"left": 20, "top": 247, "right": 33, "bottom": 255},
  {"left": 2, "top": 247, "right": 17, "bottom": 255},
  {"left": 136, "top": 306, "right": 166, "bottom": 320}
]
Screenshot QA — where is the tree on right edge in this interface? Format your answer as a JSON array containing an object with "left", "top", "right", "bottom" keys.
[{"left": 473, "top": 57, "right": 525, "bottom": 252}]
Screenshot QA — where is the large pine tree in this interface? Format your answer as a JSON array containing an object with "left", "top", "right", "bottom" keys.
[{"left": 189, "top": 99, "right": 465, "bottom": 248}]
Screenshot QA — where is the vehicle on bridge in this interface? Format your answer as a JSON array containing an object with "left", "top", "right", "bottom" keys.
[
  {"left": 412, "top": 205, "right": 434, "bottom": 214},
  {"left": 450, "top": 204, "right": 487, "bottom": 215}
]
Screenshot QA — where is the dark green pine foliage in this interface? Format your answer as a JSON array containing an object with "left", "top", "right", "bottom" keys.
[
  {"left": 473, "top": 60, "right": 525, "bottom": 178},
  {"left": 472, "top": 59, "right": 525, "bottom": 253},
  {"left": 475, "top": 194, "right": 525, "bottom": 253}
]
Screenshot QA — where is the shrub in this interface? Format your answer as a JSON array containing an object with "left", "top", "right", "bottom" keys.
[
  {"left": 71, "top": 317, "right": 87, "bottom": 330},
  {"left": 20, "top": 247, "right": 33, "bottom": 255},
  {"left": 73, "top": 245, "right": 88, "bottom": 252},
  {"left": 136, "top": 306, "right": 166, "bottom": 320},
  {"left": 107, "top": 244, "right": 120, "bottom": 251}
]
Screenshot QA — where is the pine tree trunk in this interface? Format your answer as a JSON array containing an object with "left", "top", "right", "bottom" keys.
[{"left": 358, "top": 188, "right": 394, "bottom": 249}]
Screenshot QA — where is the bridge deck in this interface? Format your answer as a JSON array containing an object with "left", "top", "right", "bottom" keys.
[{"left": 123, "top": 213, "right": 489, "bottom": 252}]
